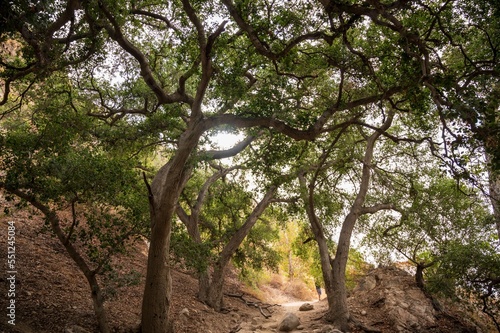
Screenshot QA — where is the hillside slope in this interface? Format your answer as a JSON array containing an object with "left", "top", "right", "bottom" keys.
[{"left": 0, "top": 197, "right": 268, "bottom": 333}]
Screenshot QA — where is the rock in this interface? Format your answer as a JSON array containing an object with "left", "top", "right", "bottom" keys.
[
  {"left": 351, "top": 267, "right": 437, "bottom": 332},
  {"left": 355, "top": 274, "right": 377, "bottom": 292},
  {"left": 180, "top": 308, "right": 190, "bottom": 316},
  {"left": 278, "top": 312, "right": 301, "bottom": 332},
  {"left": 299, "top": 303, "right": 314, "bottom": 311}
]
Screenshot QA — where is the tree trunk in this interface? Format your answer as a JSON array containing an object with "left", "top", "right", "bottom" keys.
[
  {"left": 322, "top": 114, "right": 394, "bottom": 331},
  {"left": 51, "top": 213, "right": 111, "bottom": 333},
  {"left": 141, "top": 211, "right": 175, "bottom": 333},
  {"left": 416, "top": 264, "right": 425, "bottom": 289},
  {"left": 88, "top": 274, "right": 110, "bottom": 333},
  {"left": 488, "top": 168, "right": 500, "bottom": 240},
  {"left": 141, "top": 123, "right": 203, "bottom": 333},
  {"left": 198, "top": 269, "right": 211, "bottom": 302},
  {"left": 298, "top": 172, "right": 337, "bottom": 314},
  {"left": 204, "top": 263, "right": 227, "bottom": 311},
  {"left": 198, "top": 186, "right": 277, "bottom": 310},
  {"left": 326, "top": 212, "right": 358, "bottom": 331}
]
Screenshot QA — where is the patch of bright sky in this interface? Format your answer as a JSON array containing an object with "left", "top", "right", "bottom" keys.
[{"left": 210, "top": 131, "right": 245, "bottom": 150}]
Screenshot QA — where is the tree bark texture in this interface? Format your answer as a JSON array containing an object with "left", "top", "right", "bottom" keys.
[
  {"left": 141, "top": 123, "right": 203, "bottom": 333},
  {"left": 326, "top": 114, "right": 394, "bottom": 330}
]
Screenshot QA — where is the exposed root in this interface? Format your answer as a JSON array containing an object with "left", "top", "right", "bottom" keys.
[{"left": 225, "top": 293, "right": 280, "bottom": 318}]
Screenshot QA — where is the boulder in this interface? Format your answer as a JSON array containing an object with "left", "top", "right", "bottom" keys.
[
  {"left": 299, "top": 303, "right": 314, "bottom": 311},
  {"left": 278, "top": 312, "right": 300, "bottom": 332}
]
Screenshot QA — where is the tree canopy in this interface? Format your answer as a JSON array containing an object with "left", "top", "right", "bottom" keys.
[{"left": 1, "top": 0, "right": 499, "bottom": 332}]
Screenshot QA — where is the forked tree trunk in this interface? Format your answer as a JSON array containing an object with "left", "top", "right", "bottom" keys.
[
  {"left": 326, "top": 115, "right": 393, "bottom": 329},
  {"left": 197, "top": 186, "right": 277, "bottom": 310}
]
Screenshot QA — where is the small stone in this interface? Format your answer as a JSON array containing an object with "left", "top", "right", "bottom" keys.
[
  {"left": 361, "top": 310, "right": 367, "bottom": 316},
  {"left": 180, "top": 308, "right": 190, "bottom": 316}
]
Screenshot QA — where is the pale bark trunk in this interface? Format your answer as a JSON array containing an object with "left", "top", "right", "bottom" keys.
[
  {"left": 317, "top": 235, "right": 336, "bottom": 311},
  {"left": 89, "top": 274, "right": 110, "bottom": 333},
  {"left": 327, "top": 212, "right": 357, "bottom": 331}
]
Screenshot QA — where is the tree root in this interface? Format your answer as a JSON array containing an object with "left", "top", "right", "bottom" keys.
[{"left": 225, "top": 293, "right": 280, "bottom": 318}]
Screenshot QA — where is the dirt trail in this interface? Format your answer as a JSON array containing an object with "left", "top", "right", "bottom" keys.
[{"left": 235, "top": 298, "right": 329, "bottom": 333}]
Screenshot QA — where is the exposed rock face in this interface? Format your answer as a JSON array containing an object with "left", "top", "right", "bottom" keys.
[
  {"left": 278, "top": 312, "right": 301, "bottom": 332},
  {"left": 350, "top": 266, "right": 437, "bottom": 332}
]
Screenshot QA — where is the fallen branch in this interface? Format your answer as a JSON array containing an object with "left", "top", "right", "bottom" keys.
[{"left": 225, "top": 293, "right": 280, "bottom": 318}]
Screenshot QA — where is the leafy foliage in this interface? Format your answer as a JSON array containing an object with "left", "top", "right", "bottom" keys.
[{"left": 0, "top": 74, "right": 149, "bottom": 271}]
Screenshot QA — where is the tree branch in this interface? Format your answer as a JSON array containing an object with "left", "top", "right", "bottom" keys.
[
  {"left": 361, "top": 203, "right": 398, "bottom": 215},
  {"left": 98, "top": 1, "right": 190, "bottom": 105}
]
